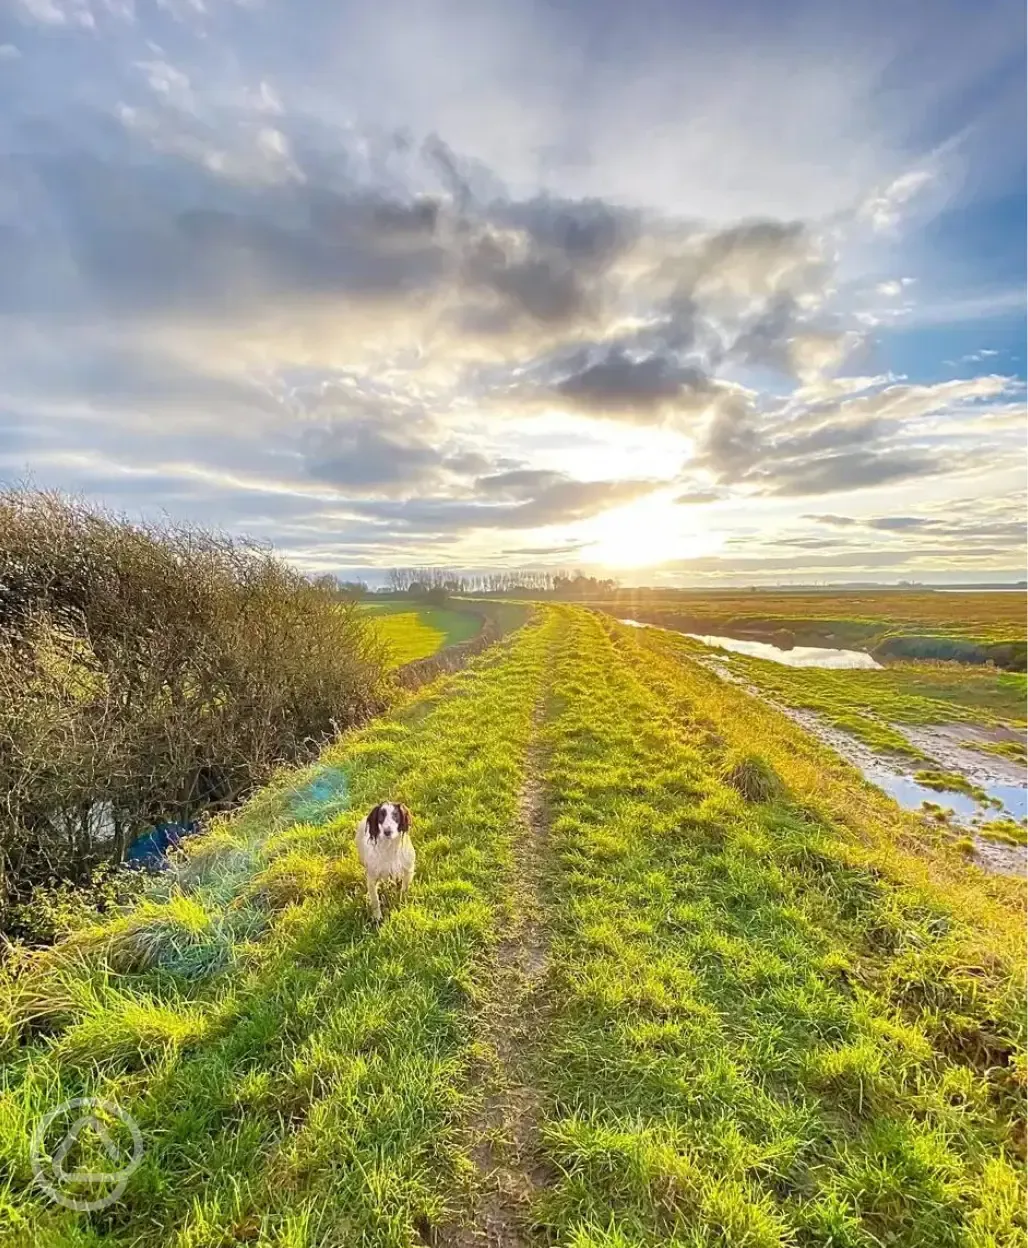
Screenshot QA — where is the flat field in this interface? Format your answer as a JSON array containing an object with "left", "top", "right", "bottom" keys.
[
  {"left": 587, "top": 588, "right": 1028, "bottom": 668},
  {"left": 361, "top": 601, "right": 484, "bottom": 667},
  {"left": 1, "top": 608, "right": 1024, "bottom": 1247}
]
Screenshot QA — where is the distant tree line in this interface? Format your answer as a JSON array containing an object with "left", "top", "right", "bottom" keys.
[
  {"left": 384, "top": 568, "right": 619, "bottom": 597},
  {"left": 0, "top": 489, "right": 389, "bottom": 933}
]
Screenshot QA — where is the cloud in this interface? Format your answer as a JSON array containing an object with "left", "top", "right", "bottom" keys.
[
  {"left": 551, "top": 348, "right": 711, "bottom": 417},
  {"left": 0, "top": 0, "right": 1023, "bottom": 583},
  {"left": 861, "top": 169, "right": 934, "bottom": 232},
  {"left": 802, "top": 513, "right": 859, "bottom": 527},
  {"left": 475, "top": 468, "right": 567, "bottom": 499},
  {"left": 304, "top": 421, "right": 450, "bottom": 495},
  {"left": 347, "top": 474, "right": 660, "bottom": 532},
  {"left": 762, "top": 450, "right": 941, "bottom": 497},
  {"left": 502, "top": 541, "right": 585, "bottom": 556},
  {"left": 802, "top": 509, "right": 1027, "bottom": 544},
  {"left": 14, "top": 0, "right": 94, "bottom": 27},
  {"left": 689, "top": 371, "right": 1022, "bottom": 497},
  {"left": 674, "top": 490, "right": 722, "bottom": 505}
]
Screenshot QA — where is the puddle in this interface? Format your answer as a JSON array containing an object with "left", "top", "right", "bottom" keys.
[
  {"left": 621, "top": 615, "right": 1025, "bottom": 875},
  {"left": 617, "top": 619, "right": 880, "bottom": 669},
  {"left": 809, "top": 727, "right": 1027, "bottom": 876},
  {"left": 684, "top": 633, "right": 881, "bottom": 669},
  {"left": 867, "top": 772, "right": 1025, "bottom": 823},
  {"left": 698, "top": 667, "right": 1027, "bottom": 877}
]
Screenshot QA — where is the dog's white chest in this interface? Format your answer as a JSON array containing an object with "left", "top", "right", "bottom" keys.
[{"left": 356, "top": 821, "right": 415, "bottom": 881}]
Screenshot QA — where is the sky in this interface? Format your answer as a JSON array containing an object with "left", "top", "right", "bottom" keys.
[{"left": 0, "top": 0, "right": 1025, "bottom": 586}]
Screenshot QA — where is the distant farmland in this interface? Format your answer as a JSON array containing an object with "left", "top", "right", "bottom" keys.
[
  {"left": 360, "top": 600, "right": 484, "bottom": 667},
  {"left": 585, "top": 587, "right": 1028, "bottom": 668}
]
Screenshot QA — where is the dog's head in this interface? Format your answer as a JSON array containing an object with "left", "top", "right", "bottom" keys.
[{"left": 366, "top": 802, "right": 411, "bottom": 842}]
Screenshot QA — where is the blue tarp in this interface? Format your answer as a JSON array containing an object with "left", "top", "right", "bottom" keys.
[{"left": 124, "top": 821, "right": 200, "bottom": 871}]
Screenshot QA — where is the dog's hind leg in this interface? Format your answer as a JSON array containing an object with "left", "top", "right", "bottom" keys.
[{"left": 400, "top": 864, "right": 414, "bottom": 899}]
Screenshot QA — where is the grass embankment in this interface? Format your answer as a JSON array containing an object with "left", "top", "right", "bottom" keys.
[
  {"left": 527, "top": 611, "right": 1024, "bottom": 1246},
  {"left": 588, "top": 589, "right": 1028, "bottom": 669},
  {"left": 1, "top": 606, "right": 1024, "bottom": 1246},
  {"left": 361, "top": 601, "right": 485, "bottom": 668},
  {"left": 0, "top": 612, "right": 560, "bottom": 1246},
  {"left": 693, "top": 647, "right": 1027, "bottom": 760}
]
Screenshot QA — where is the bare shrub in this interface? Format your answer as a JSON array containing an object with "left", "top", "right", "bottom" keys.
[{"left": 0, "top": 488, "right": 389, "bottom": 929}]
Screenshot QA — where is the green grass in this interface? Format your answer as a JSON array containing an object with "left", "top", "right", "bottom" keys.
[
  {"left": 966, "top": 738, "right": 1028, "bottom": 764},
  {"left": 361, "top": 602, "right": 484, "bottom": 668},
  {"left": 0, "top": 606, "right": 1023, "bottom": 1246},
  {"left": 913, "top": 771, "right": 989, "bottom": 802},
  {"left": 975, "top": 819, "right": 1028, "bottom": 847}
]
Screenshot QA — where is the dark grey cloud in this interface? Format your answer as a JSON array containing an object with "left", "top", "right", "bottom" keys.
[
  {"left": 729, "top": 294, "right": 801, "bottom": 372},
  {"left": 553, "top": 347, "right": 710, "bottom": 414},
  {"left": 767, "top": 416, "right": 886, "bottom": 458},
  {"left": 695, "top": 396, "right": 763, "bottom": 478},
  {"left": 866, "top": 515, "right": 932, "bottom": 531},
  {"left": 304, "top": 422, "right": 446, "bottom": 494},
  {"left": 661, "top": 547, "right": 1016, "bottom": 574},
  {"left": 802, "top": 512, "right": 1026, "bottom": 542},
  {"left": 475, "top": 468, "right": 567, "bottom": 499},
  {"left": 443, "top": 450, "right": 496, "bottom": 476},
  {"left": 461, "top": 230, "right": 592, "bottom": 331},
  {"left": 762, "top": 450, "right": 941, "bottom": 497},
  {"left": 691, "top": 373, "right": 993, "bottom": 497},
  {"left": 495, "top": 194, "right": 639, "bottom": 269},
  {"left": 802, "top": 513, "right": 860, "bottom": 526}
]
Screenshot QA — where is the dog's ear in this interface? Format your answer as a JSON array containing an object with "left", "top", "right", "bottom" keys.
[
  {"left": 366, "top": 804, "right": 382, "bottom": 839},
  {"left": 398, "top": 804, "right": 411, "bottom": 834}
]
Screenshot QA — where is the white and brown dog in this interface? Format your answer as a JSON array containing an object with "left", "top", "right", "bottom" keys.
[{"left": 356, "top": 802, "right": 415, "bottom": 922}]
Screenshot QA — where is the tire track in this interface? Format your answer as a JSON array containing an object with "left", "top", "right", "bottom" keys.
[{"left": 446, "top": 658, "right": 556, "bottom": 1246}]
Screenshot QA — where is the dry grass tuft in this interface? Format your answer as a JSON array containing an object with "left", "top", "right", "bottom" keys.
[{"left": 720, "top": 751, "right": 785, "bottom": 803}]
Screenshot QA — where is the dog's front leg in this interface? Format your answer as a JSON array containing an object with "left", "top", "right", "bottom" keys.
[
  {"left": 400, "top": 864, "right": 414, "bottom": 899},
  {"left": 367, "top": 876, "right": 382, "bottom": 923}
]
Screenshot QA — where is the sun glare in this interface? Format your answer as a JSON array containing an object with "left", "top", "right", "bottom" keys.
[{"left": 579, "top": 495, "right": 720, "bottom": 569}]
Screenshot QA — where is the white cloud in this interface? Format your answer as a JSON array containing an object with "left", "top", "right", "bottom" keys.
[
  {"left": 861, "top": 169, "right": 934, "bottom": 232},
  {"left": 15, "top": 0, "right": 92, "bottom": 25}
]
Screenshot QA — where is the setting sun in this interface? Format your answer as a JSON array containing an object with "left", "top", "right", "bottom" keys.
[{"left": 578, "top": 494, "right": 722, "bottom": 569}]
